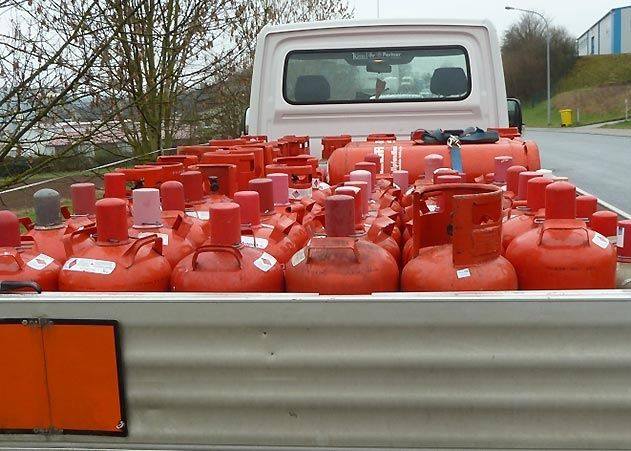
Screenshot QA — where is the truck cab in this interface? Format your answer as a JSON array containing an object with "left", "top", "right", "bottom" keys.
[{"left": 247, "top": 19, "right": 520, "bottom": 157}]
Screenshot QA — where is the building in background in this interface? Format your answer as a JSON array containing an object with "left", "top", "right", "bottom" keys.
[{"left": 577, "top": 6, "right": 631, "bottom": 56}]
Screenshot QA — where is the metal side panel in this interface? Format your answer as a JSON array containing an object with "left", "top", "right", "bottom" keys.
[{"left": 1, "top": 291, "right": 631, "bottom": 450}]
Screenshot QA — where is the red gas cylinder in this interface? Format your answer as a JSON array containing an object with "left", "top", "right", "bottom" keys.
[
  {"left": 401, "top": 184, "right": 517, "bottom": 291},
  {"left": 576, "top": 195, "right": 598, "bottom": 222},
  {"left": 128, "top": 188, "right": 196, "bottom": 267},
  {"left": 322, "top": 135, "right": 351, "bottom": 160},
  {"left": 200, "top": 150, "right": 256, "bottom": 190},
  {"left": 177, "top": 144, "right": 211, "bottom": 159},
  {"left": 335, "top": 186, "right": 400, "bottom": 265},
  {"left": 59, "top": 198, "right": 172, "bottom": 291},
  {"left": 591, "top": 211, "right": 618, "bottom": 243},
  {"left": 234, "top": 191, "right": 308, "bottom": 264},
  {"left": 195, "top": 163, "right": 238, "bottom": 198},
  {"left": 157, "top": 154, "right": 198, "bottom": 169},
  {"left": 505, "top": 182, "right": 616, "bottom": 289},
  {"left": 493, "top": 156, "right": 513, "bottom": 185},
  {"left": 248, "top": 178, "right": 280, "bottom": 221},
  {"left": 66, "top": 182, "right": 97, "bottom": 231},
  {"left": 160, "top": 181, "right": 207, "bottom": 247},
  {"left": 616, "top": 220, "right": 631, "bottom": 288},
  {"left": 0, "top": 210, "right": 61, "bottom": 291},
  {"left": 285, "top": 195, "right": 399, "bottom": 294},
  {"left": 502, "top": 177, "right": 553, "bottom": 253},
  {"left": 103, "top": 172, "right": 128, "bottom": 199},
  {"left": 25, "top": 189, "right": 91, "bottom": 263},
  {"left": 505, "top": 165, "right": 527, "bottom": 197},
  {"left": 171, "top": 202, "right": 284, "bottom": 292},
  {"left": 327, "top": 138, "right": 541, "bottom": 184}
]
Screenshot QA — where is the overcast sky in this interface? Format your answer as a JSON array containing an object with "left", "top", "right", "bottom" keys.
[{"left": 351, "top": 0, "right": 629, "bottom": 41}]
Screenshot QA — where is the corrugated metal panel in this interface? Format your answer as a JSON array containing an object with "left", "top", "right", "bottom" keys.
[{"left": 1, "top": 291, "right": 631, "bottom": 449}]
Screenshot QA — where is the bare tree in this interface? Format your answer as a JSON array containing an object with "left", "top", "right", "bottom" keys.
[{"left": 0, "top": 0, "right": 353, "bottom": 190}]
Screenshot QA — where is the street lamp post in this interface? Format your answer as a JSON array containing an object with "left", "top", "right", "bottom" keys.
[{"left": 505, "top": 6, "right": 551, "bottom": 126}]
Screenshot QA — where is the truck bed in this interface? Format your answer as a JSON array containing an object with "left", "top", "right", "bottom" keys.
[{"left": 3, "top": 290, "right": 631, "bottom": 450}]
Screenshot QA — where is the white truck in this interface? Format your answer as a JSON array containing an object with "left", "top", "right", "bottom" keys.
[
  {"left": 247, "top": 19, "right": 522, "bottom": 156},
  {"left": 2, "top": 19, "right": 630, "bottom": 451}
]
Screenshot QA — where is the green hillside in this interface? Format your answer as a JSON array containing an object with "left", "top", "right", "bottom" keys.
[{"left": 523, "top": 54, "right": 631, "bottom": 127}]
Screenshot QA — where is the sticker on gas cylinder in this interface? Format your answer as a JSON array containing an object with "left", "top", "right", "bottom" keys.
[
  {"left": 456, "top": 268, "right": 471, "bottom": 279},
  {"left": 63, "top": 258, "right": 116, "bottom": 275},
  {"left": 26, "top": 253, "right": 55, "bottom": 271},
  {"left": 312, "top": 179, "right": 330, "bottom": 190},
  {"left": 241, "top": 236, "right": 268, "bottom": 249},
  {"left": 138, "top": 232, "right": 169, "bottom": 246},
  {"left": 618, "top": 226, "right": 626, "bottom": 248},
  {"left": 291, "top": 248, "right": 306, "bottom": 267},
  {"left": 592, "top": 232, "right": 610, "bottom": 250},
  {"left": 253, "top": 252, "right": 277, "bottom": 272},
  {"left": 186, "top": 211, "right": 210, "bottom": 220},
  {"left": 288, "top": 187, "right": 312, "bottom": 200}
]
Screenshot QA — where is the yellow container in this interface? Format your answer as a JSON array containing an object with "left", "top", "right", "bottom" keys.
[{"left": 559, "top": 109, "right": 573, "bottom": 127}]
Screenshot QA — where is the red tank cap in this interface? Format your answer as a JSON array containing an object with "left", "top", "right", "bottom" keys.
[
  {"left": 436, "top": 174, "right": 463, "bottom": 184},
  {"left": 325, "top": 194, "right": 355, "bottom": 237},
  {"left": 248, "top": 178, "right": 275, "bottom": 215},
  {"left": 424, "top": 154, "right": 444, "bottom": 181},
  {"left": 545, "top": 181, "right": 577, "bottom": 220},
  {"left": 576, "top": 195, "right": 598, "bottom": 219},
  {"left": 234, "top": 191, "right": 261, "bottom": 226},
  {"left": 0, "top": 210, "right": 21, "bottom": 247},
  {"left": 617, "top": 220, "right": 631, "bottom": 260},
  {"left": 354, "top": 161, "right": 377, "bottom": 189},
  {"left": 267, "top": 173, "right": 290, "bottom": 206},
  {"left": 526, "top": 177, "right": 554, "bottom": 212},
  {"left": 71, "top": 183, "right": 96, "bottom": 215},
  {"left": 494, "top": 156, "right": 513, "bottom": 184},
  {"left": 160, "top": 181, "right": 186, "bottom": 211},
  {"left": 393, "top": 170, "right": 409, "bottom": 192},
  {"left": 180, "top": 171, "right": 204, "bottom": 202},
  {"left": 517, "top": 171, "right": 541, "bottom": 201},
  {"left": 209, "top": 202, "right": 241, "bottom": 246},
  {"left": 345, "top": 180, "right": 369, "bottom": 216},
  {"left": 591, "top": 211, "right": 617, "bottom": 237},
  {"left": 432, "top": 168, "right": 458, "bottom": 184},
  {"left": 364, "top": 154, "right": 381, "bottom": 173},
  {"left": 132, "top": 188, "right": 162, "bottom": 227},
  {"left": 103, "top": 172, "right": 127, "bottom": 199},
  {"left": 506, "top": 165, "right": 527, "bottom": 195},
  {"left": 96, "top": 198, "right": 129, "bottom": 244},
  {"left": 335, "top": 186, "right": 363, "bottom": 228}
]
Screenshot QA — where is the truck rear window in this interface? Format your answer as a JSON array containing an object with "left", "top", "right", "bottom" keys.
[{"left": 283, "top": 46, "right": 470, "bottom": 105}]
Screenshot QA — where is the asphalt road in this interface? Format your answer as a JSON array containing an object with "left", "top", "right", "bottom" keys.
[{"left": 525, "top": 128, "right": 631, "bottom": 215}]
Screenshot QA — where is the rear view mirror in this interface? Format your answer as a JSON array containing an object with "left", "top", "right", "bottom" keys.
[
  {"left": 507, "top": 97, "right": 523, "bottom": 133},
  {"left": 366, "top": 61, "right": 392, "bottom": 73}
]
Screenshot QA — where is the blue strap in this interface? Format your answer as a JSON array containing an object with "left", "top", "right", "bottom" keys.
[{"left": 447, "top": 135, "right": 463, "bottom": 172}]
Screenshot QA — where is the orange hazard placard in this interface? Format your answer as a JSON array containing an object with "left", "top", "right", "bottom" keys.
[
  {"left": 0, "top": 319, "right": 126, "bottom": 436},
  {"left": 0, "top": 321, "right": 50, "bottom": 432}
]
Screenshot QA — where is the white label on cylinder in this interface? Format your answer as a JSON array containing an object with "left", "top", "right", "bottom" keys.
[
  {"left": 618, "top": 226, "right": 626, "bottom": 248},
  {"left": 288, "top": 187, "right": 312, "bottom": 200},
  {"left": 186, "top": 211, "right": 209, "bottom": 220},
  {"left": 241, "top": 236, "right": 268, "bottom": 249},
  {"left": 456, "top": 268, "right": 471, "bottom": 279},
  {"left": 138, "top": 232, "right": 169, "bottom": 246},
  {"left": 253, "top": 252, "right": 277, "bottom": 272},
  {"left": 62, "top": 258, "right": 116, "bottom": 275},
  {"left": 291, "top": 248, "right": 306, "bottom": 267},
  {"left": 26, "top": 253, "right": 55, "bottom": 271},
  {"left": 592, "top": 232, "right": 610, "bottom": 250}
]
